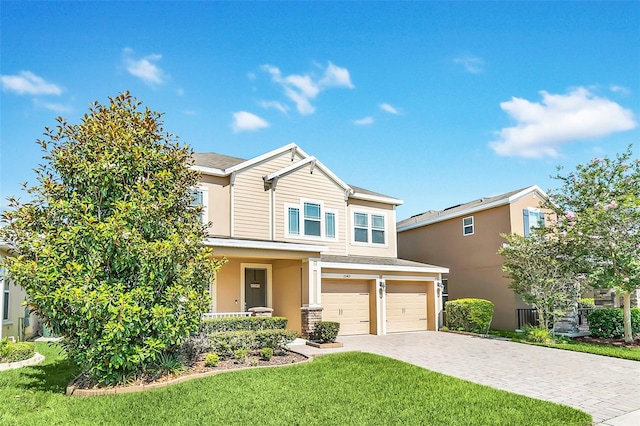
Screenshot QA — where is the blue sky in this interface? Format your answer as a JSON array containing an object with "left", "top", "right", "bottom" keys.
[{"left": 1, "top": 1, "right": 639, "bottom": 220}]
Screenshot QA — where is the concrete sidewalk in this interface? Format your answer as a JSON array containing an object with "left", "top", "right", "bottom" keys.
[{"left": 289, "top": 332, "right": 640, "bottom": 425}]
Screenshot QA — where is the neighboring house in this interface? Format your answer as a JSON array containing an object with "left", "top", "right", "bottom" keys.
[
  {"left": 191, "top": 143, "right": 448, "bottom": 337},
  {"left": 396, "top": 186, "right": 550, "bottom": 331},
  {"left": 0, "top": 241, "right": 38, "bottom": 341}
]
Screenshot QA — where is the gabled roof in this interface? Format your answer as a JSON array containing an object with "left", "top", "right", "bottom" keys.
[
  {"left": 397, "top": 185, "right": 548, "bottom": 232},
  {"left": 191, "top": 143, "right": 403, "bottom": 206}
]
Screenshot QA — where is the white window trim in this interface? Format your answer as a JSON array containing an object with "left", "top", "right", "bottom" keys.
[
  {"left": 2, "top": 279, "right": 9, "bottom": 322},
  {"left": 284, "top": 199, "right": 338, "bottom": 242},
  {"left": 191, "top": 185, "right": 209, "bottom": 225},
  {"left": 351, "top": 209, "right": 389, "bottom": 247},
  {"left": 462, "top": 216, "right": 474, "bottom": 236},
  {"left": 524, "top": 207, "right": 545, "bottom": 237}
]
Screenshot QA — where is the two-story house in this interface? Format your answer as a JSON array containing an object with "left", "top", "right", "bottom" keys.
[
  {"left": 396, "top": 186, "right": 550, "bottom": 331},
  {"left": 191, "top": 143, "right": 448, "bottom": 337}
]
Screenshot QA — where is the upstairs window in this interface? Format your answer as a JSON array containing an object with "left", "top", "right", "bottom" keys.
[
  {"left": 353, "top": 212, "right": 386, "bottom": 245},
  {"left": 523, "top": 209, "right": 545, "bottom": 237},
  {"left": 190, "top": 187, "right": 208, "bottom": 224},
  {"left": 462, "top": 216, "right": 474, "bottom": 236},
  {"left": 286, "top": 200, "right": 336, "bottom": 240}
]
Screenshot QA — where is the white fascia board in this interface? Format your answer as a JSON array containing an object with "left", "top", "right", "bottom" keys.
[
  {"left": 191, "top": 165, "right": 228, "bottom": 177},
  {"left": 203, "top": 237, "right": 328, "bottom": 253},
  {"left": 397, "top": 185, "right": 546, "bottom": 232},
  {"left": 310, "top": 158, "right": 351, "bottom": 192},
  {"left": 350, "top": 192, "right": 404, "bottom": 206},
  {"left": 225, "top": 143, "right": 298, "bottom": 174},
  {"left": 265, "top": 156, "right": 316, "bottom": 182},
  {"left": 321, "top": 261, "right": 449, "bottom": 274}
]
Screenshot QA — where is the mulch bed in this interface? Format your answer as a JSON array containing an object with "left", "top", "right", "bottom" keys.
[
  {"left": 69, "top": 349, "right": 305, "bottom": 394},
  {"left": 573, "top": 336, "right": 640, "bottom": 348}
]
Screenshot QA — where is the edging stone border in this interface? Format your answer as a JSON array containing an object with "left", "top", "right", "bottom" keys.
[
  {"left": 0, "top": 352, "right": 45, "bottom": 371},
  {"left": 67, "top": 351, "right": 312, "bottom": 397}
]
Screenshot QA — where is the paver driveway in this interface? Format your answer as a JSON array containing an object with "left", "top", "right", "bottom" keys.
[{"left": 291, "top": 331, "right": 640, "bottom": 424}]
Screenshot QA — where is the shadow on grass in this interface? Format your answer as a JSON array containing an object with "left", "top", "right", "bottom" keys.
[{"left": 14, "top": 343, "right": 81, "bottom": 395}]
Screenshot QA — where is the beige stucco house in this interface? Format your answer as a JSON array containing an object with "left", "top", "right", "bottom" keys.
[
  {"left": 192, "top": 143, "right": 448, "bottom": 337},
  {"left": 396, "top": 186, "right": 550, "bottom": 331},
  {"left": 1, "top": 241, "right": 38, "bottom": 341}
]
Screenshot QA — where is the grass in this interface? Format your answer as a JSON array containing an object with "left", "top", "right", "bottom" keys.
[
  {"left": 487, "top": 329, "right": 640, "bottom": 361},
  {"left": 0, "top": 342, "right": 591, "bottom": 426}
]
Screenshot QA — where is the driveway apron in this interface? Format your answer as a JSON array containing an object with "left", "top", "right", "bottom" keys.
[{"left": 290, "top": 332, "right": 640, "bottom": 424}]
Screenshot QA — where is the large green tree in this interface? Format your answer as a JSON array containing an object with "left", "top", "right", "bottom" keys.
[
  {"left": 499, "top": 230, "right": 583, "bottom": 330},
  {"left": 1, "top": 92, "right": 223, "bottom": 384},
  {"left": 548, "top": 147, "right": 640, "bottom": 342}
]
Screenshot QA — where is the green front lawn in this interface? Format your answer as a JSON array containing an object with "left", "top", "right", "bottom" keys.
[{"left": 0, "top": 342, "right": 591, "bottom": 426}]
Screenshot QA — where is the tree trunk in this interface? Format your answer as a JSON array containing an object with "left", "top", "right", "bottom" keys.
[{"left": 623, "top": 292, "right": 632, "bottom": 343}]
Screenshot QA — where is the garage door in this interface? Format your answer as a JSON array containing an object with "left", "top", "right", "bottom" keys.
[
  {"left": 386, "top": 283, "right": 427, "bottom": 333},
  {"left": 322, "top": 281, "right": 371, "bottom": 335}
]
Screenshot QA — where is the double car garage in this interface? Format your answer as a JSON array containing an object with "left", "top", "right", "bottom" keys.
[{"left": 321, "top": 279, "right": 432, "bottom": 336}]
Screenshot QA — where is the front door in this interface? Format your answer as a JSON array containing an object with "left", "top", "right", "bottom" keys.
[{"left": 244, "top": 268, "right": 267, "bottom": 310}]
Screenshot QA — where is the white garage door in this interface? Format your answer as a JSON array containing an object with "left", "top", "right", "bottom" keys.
[
  {"left": 386, "top": 283, "right": 427, "bottom": 333},
  {"left": 322, "top": 281, "right": 371, "bottom": 335}
]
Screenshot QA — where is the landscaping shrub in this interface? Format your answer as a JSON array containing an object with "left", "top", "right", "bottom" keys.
[
  {"left": 204, "top": 353, "right": 219, "bottom": 367},
  {"left": 255, "top": 329, "right": 298, "bottom": 349},
  {"left": 0, "top": 340, "right": 35, "bottom": 363},
  {"left": 201, "top": 316, "right": 288, "bottom": 333},
  {"left": 208, "top": 329, "right": 297, "bottom": 357},
  {"left": 151, "top": 352, "right": 185, "bottom": 378},
  {"left": 311, "top": 321, "right": 340, "bottom": 343},
  {"left": 522, "top": 325, "right": 554, "bottom": 344},
  {"left": 578, "top": 298, "right": 595, "bottom": 309},
  {"left": 588, "top": 308, "right": 640, "bottom": 339},
  {"left": 208, "top": 331, "right": 256, "bottom": 358},
  {"left": 179, "top": 334, "right": 212, "bottom": 366},
  {"left": 260, "top": 347, "right": 273, "bottom": 361},
  {"left": 234, "top": 349, "right": 248, "bottom": 362},
  {"left": 445, "top": 298, "right": 494, "bottom": 334}
]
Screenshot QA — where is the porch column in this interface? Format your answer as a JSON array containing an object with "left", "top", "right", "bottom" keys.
[{"left": 305, "top": 258, "right": 322, "bottom": 307}]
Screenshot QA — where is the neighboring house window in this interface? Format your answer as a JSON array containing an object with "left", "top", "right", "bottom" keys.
[
  {"left": 523, "top": 209, "right": 545, "bottom": 237},
  {"left": 285, "top": 200, "right": 337, "bottom": 240},
  {"left": 441, "top": 279, "right": 449, "bottom": 311},
  {"left": 353, "top": 212, "right": 386, "bottom": 245},
  {"left": 2, "top": 280, "right": 8, "bottom": 321},
  {"left": 462, "top": 216, "right": 474, "bottom": 236},
  {"left": 190, "top": 187, "right": 208, "bottom": 224}
]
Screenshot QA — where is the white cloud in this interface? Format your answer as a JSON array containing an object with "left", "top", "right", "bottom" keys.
[
  {"left": 122, "top": 48, "right": 167, "bottom": 86},
  {"left": 379, "top": 103, "right": 399, "bottom": 115},
  {"left": 489, "top": 87, "right": 637, "bottom": 158},
  {"left": 259, "top": 100, "right": 289, "bottom": 114},
  {"left": 33, "top": 99, "right": 72, "bottom": 114},
  {"left": 183, "top": 110, "right": 197, "bottom": 116},
  {"left": 231, "top": 111, "right": 269, "bottom": 132},
  {"left": 176, "top": 88, "right": 184, "bottom": 96},
  {"left": 319, "top": 61, "right": 354, "bottom": 89},
  {"left": 610, "top": 85, "right": 630, "bottom": 95},
  {"left": 353, "top": 116, "right": 374, "bottom": 126},
  {"left": 261, "top": 61, "right": 354, "bottom": 115},
  {"left": 453, "top": 55, "right": 483, "bottom": 74},
  {"left": 1, "top": 71, "right": 62, "bottom": 95}
]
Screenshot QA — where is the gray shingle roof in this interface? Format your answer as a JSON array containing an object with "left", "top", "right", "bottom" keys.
[
  {"left": 192, "top": 152, "right": 246, "bottom": 170},
  {"left": 321, "top": 254, "right": 443, "bottom": 269},
  {"left": 348, "top": 184, "right": 397, "bottom": 200},
  {"left": 398, "top": 186, "right": 535, "bottom": 228}
]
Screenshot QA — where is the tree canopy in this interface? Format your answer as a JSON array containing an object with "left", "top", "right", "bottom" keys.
[{"left": 1, "top": 92, "right": 224, "bottom": 384}]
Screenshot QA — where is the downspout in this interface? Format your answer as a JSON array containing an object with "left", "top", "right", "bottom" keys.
[{"left": 230, "top": 171, "right": 236, "bottom": 237}]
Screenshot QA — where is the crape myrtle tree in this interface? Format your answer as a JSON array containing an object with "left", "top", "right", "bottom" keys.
[
  {"left": 1, "top": 92, "right": 224, "bottom": 384},
  {"left": 499, "top": 230, "right": 584, "bottom": 330},
  {"left": 547, "top": 147, "right": 640, "bottom": 342}
]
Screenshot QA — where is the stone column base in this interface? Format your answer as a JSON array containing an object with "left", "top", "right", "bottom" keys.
[{"left": 300, "top": 306, "right": 323, "bottom": 339}]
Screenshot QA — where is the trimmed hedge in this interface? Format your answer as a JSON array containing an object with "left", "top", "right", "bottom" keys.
[
  {"left": 208, "top": 329, "right": 298, "bottom": 358},
  {"left": 311, "top": 321, "right": 340, "bottom": 343},
  {"left": 445, "top": 298, "right": 494, "bottom": 334},
  {"left": 588, "top": 308, "right": 640, "bottom": 339},
  {"left": 201, "top": 316, "right": 288, "bottom": 333},
  {"left": 0, "top": 339, "right": 35, "bottom": 363}
]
